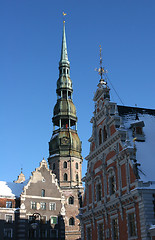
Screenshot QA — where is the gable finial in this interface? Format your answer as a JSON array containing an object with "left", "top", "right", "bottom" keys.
[{"left": 95, "top": 45, "right": 107, "bottom": 86}]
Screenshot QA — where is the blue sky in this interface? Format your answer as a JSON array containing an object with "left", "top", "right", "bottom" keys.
[{"left": 0, "top": 0, "right": 155, "bottom": 181}]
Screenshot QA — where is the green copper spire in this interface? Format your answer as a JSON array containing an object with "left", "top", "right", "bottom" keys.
[
  {"left": 59, "top": 21, "right": 70, "bottom": 66},
  {"left": 48, "top": 20, "right": 82, "bottom": 160}
]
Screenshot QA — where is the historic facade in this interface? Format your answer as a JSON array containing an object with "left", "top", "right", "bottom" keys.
[
  {"left": 79, "top": 55, "right": 155, "bottom": 240},
  {"left": 0, "top": 159, "right": 65, "bottom": 239},
  {"left": 48, "top": 21, "right": 84, "bottom": 240}
]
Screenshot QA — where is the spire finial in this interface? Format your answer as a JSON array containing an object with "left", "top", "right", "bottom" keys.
[
  {"left": 95, "top": 45, "right": 107, "bottom": 85},
  {"left": 59, "top": 13, "right": 69, "bottom": 65}
]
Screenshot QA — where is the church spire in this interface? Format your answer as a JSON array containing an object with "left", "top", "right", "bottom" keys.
[{"left": 59, "top": 21, "right": 69, "bottom": 66}]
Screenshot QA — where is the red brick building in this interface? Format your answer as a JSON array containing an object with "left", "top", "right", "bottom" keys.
[{"left": 79, "top": 57, "right": 155, "bottom": 240}]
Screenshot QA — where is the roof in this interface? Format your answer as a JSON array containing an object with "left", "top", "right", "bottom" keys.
[
  {"left": 0, "top": 180, "right": 29, "bottom": 198},
  {"left": 118, "top": 105, "right": 155, "bottom": 182}
]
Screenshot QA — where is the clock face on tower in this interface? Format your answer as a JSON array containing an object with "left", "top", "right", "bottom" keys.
[{"left": 61, "top": 137, "right": 69, "bottom": 145}]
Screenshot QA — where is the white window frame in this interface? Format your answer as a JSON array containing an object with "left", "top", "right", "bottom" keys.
[
  {"left": 31, "top": 201, "right": 37, "bottom": 210},
  {"left": 50, "top": 215, "right": 58, "bottom": 224},
  {"left": 6, "top": 201, "right": 12, "bottom": 208},
  {"left": 127, "top": 210, "right": 137, "bottom": 239},
  {"left": 49, "top": 202, "right": 56, "bottom": 211},
  {"left": 5, "top": 214, "right": 13, "bottom": 223},
  {"left": 40, "top": 202, "right": 46, "bottom": 210}
]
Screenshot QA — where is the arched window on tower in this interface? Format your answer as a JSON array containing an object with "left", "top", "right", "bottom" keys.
[
  {"left": 64, "top": 173, "right": 68, "bottom": 181},
  {"left": 68, "top": 196, "right": 74, "bottom": 205},
  {"left": 69, "top": 217, "right": 75, "bottom": 226},
  {"left": 103, "top": 126, "right": 107, "bottom": 141},
  {"left": 99, "top": 128, "right": 102, "bottom": 145},
  {"left": 76, "top": 174, "right": 79, "bottom": 182},
  {"left": 63, "top": 161, "right": 67, "bottom": 168},
  {"left": 76, "top": 162, "right": 78, "bottom": 169}
]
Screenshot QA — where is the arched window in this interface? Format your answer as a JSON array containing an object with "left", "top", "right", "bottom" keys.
[
  {"left": 64, "top": 173, "right": 68, "bottom": 181},
  {"left": 99, "top": 128, "right": 102, "bottom": 145},
  {"left": 63, "top": 161, "right": 67, "bottom": 168},
  {"left": 76, "top": 174, "right": 79, "bottom": 182},
  {"left": 103, "top": 126, "right": 107, "bottom": 141},
  {"left": 41, "top": 189, "right": 45, "bottom": 197},
  {"left": 96, "top": 184, "right": 101, "bottom": 201},
  {"left": 69, "top": 217, "right": 75, "bottom": 226},
  {"left": 76, "top": 162, "right": 78, "bottom": 169},
  {"left": 68, "top": 196, "right": 74, "bottom": 205}
]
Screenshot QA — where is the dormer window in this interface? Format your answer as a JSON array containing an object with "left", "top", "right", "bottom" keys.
[{"left": 130, "top": 121, "right": 145, "bottom": 142}]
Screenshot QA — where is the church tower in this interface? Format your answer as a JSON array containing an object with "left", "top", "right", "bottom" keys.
[{"left": 48, "top": 21, "right": 83, "bottom": 240}]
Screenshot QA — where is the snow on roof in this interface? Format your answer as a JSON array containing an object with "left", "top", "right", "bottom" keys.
[
  {"left": 118, "top": 106, "right": 155, "bottom": 182},
  {"left": 0, "top": 180, "right": 29, "bottom": 198}
]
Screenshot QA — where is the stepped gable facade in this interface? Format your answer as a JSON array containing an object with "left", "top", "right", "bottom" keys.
[
  {"left": 80, "top": 61, "right": 155, "bottom": 240},
  {"left": 0, "top": 159, "right": 65, "bottom": 239}
]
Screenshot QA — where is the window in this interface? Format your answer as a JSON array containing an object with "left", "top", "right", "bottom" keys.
[
  {"left": 136, "top": 127, "right": 142, "bottom": 135},
  {"left": 86, "top": 227, "right": 92, "bottom": 240},
  {"left": 4, "top": 228, "right": 13, "bottom": 238},
  {"left": 68, "top": 196, "right": 74, "bottom": 205},
  {"left": 63, "top": 69, "right": 65, "bottom": 74},
  {"left": 76, "top": 174, "right": 79, "bottom": 182},
  {"left": 109, "top": 175, "right": 115, "bottom": 195},
  {"left": 63, "top": 161, "right": 67, "bottom": 168},
  {"left": 49, "top": 202, "right": 56, "bottom": 211},
  {"left": 6, "top": 201, "right": 12, "bottom": 208},
  {"left": 99, "top": 128, "right": 102, "bottom": 145},
  {"left": 128, "top": 213, "right": 136, "bottom": 237},
  {"left": 103, "top": 126, "right": 107, "bottom": 141},
  {"left": 6, "top": 215, "right": 12, "bottom": 223},
  {"left": 98, "top": 223, "right": 104, "bottom": 240},
  {"left": 64, "top": 173, "right": 68, "bottom": 181},
  {"left": 76, "top": 162, "right": 78, "bottom": 169},
  {"left": 40, "top": 202, "right": 46, "bottom": 210},
  {"left": 50, "top": 229, "right": 58, "bottom": 238},
  {"left": 51, "top": 216, "right": 57, "bottom": 224},
  {"left": 96, "top": 183, "right": 102, "bottom": 202},
  {"left": 41, "top": 189, "right": 45, "bottom": 197},
  {"left": 112, "top": 218, "right": 118, "bottom": 239},
  {"left": 69, "top": 217, "right": 75, "bottom": 225},
  {"left": 31, "top": 202, "right": 37, "bottom": 210}
]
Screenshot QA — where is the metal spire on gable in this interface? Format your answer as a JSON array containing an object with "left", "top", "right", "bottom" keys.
[{"left": 95, "top": 45, "right": 107, "bottom": 86}]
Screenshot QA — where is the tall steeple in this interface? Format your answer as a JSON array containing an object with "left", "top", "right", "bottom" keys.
[
  {"left": 48, "top": 21, "right": 82, "bottom": 185},
  {"left": 48, "top": 20, "right": 83, "bottom": 240}
]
